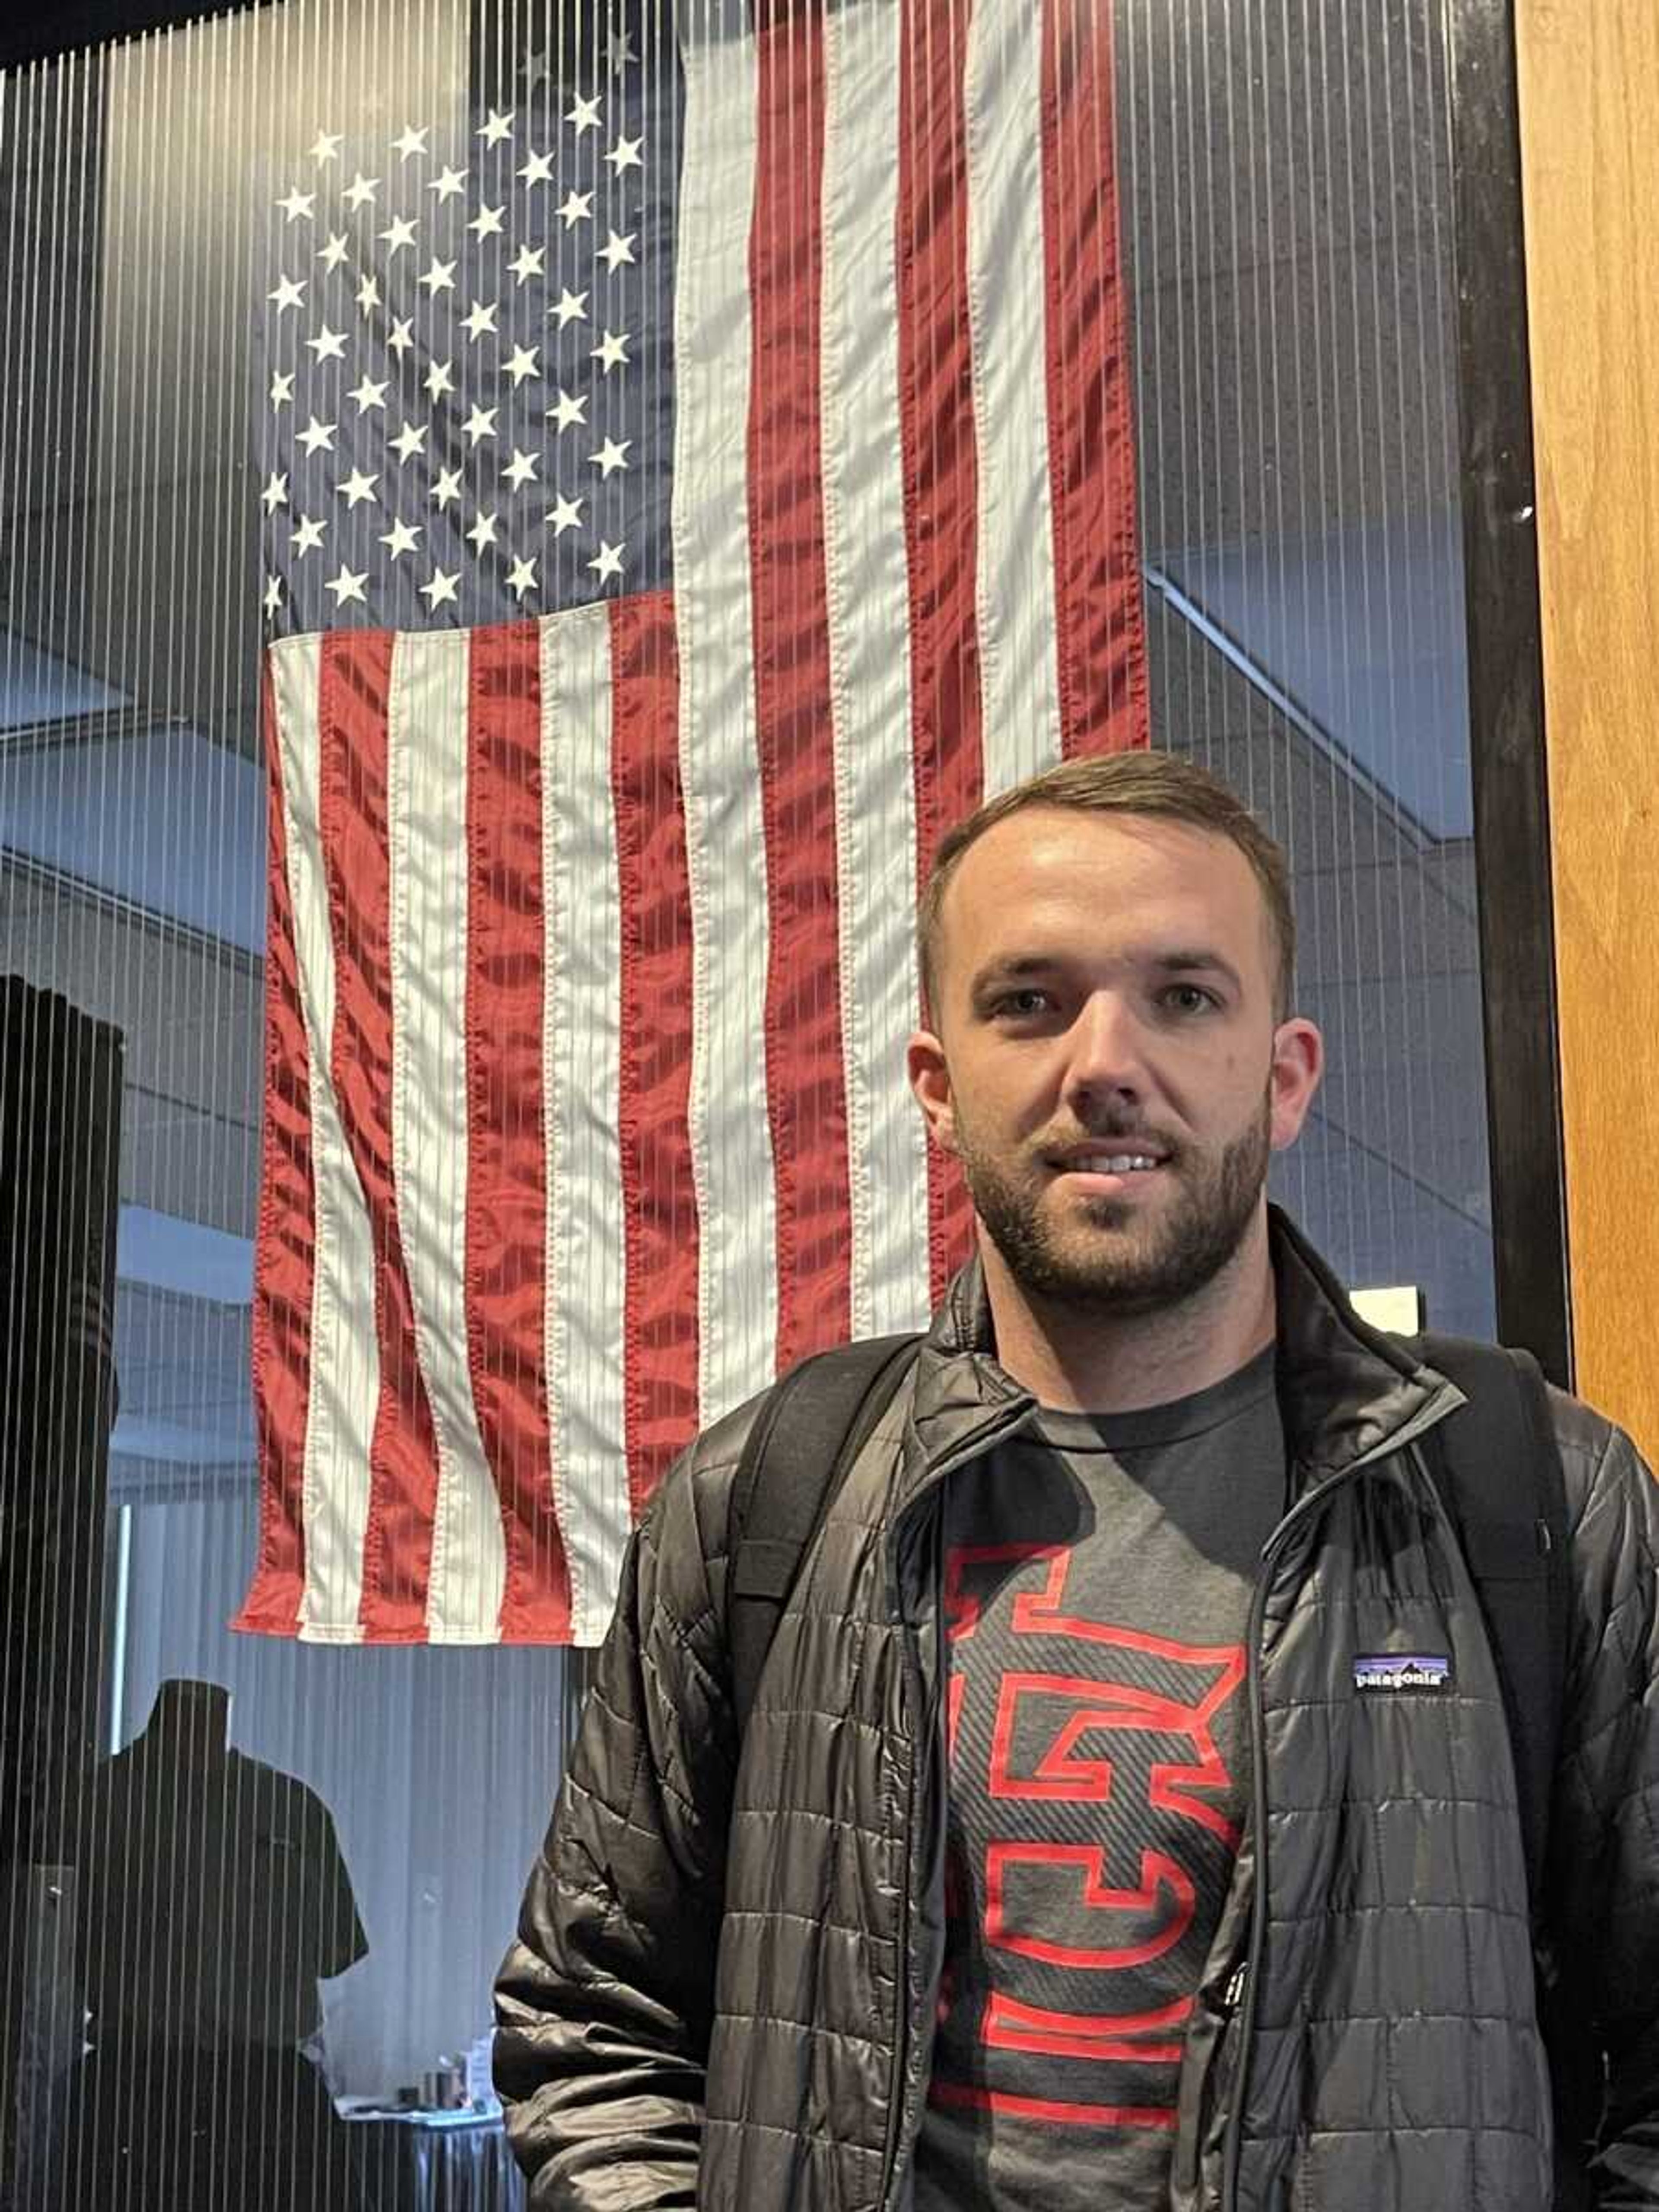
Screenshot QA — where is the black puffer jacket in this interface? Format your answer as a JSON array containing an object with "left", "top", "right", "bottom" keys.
[{"left": 495, "top": 1207, "right": 1659, "bottom": 2209}]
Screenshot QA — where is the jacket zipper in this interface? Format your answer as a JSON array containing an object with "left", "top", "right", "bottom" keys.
[
  {"left": 1220, "top": 1528, "right": 1278, "bottom": 2212},
  {"left": 879, "top": 1399, "right": 1036, "bottom": 2212},
  {"left": 1218, "top": 1394, "right": 1462, "bottom": 2211}
]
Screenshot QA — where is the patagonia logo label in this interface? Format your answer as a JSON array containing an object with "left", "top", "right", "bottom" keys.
[{"left": 1353, "top": 1653, "right": 1453, "bottom": 1694}]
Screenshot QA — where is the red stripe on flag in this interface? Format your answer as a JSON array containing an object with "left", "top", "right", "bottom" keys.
[
  {"left": 899, "top": 0, "right": 982, "bottom": 1303},
  {"left": 236, "top": 658, "right": 311, "bottom": 1635},
  {"left": 464, "top": 622, "right": 572, "bottom": 1641},
  {"left": 750, "top": 0, "right": 854, "bottom": 1373},
  {"left": 1042, "top": 0, "right": 1150, "bottom": 757},
  {"left": 318, "top": 631, "right": 439, "bottom": 1640},
  {"left": 610, "top": 592, "right": 700, "bottom": 1518}
]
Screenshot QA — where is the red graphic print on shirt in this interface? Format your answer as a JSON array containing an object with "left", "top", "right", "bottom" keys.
[{"left": 931, "top": 1542, "right": 1247, "bottom": 2129}]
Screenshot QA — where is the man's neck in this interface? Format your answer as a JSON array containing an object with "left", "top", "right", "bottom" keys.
[{"left": 978, "top": 1210, "right": 1278, "bottom": 1415}]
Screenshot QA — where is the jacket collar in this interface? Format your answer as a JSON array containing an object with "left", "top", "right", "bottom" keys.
[{"left": 896, "top": 1202, "right": 1465, "bottom": 1519}]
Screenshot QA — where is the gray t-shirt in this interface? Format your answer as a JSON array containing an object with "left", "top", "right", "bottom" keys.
[{"left": 913, "top": 1345, "right": 1285, "bottom": 2212}]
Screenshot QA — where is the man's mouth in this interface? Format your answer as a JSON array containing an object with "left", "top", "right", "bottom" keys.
[
  {"left": 1053, "top": 1159, "right": 1168, "bottom": 1176},
  {"left": 1048, "top": 1145, "right": 1173, "bottom": 1189}
]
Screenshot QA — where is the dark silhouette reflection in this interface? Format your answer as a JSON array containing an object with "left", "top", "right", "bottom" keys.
[{"left": 48, "top": 1678, "right": 372, "bottom": 2211}]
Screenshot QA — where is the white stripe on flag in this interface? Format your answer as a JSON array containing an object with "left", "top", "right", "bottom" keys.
[
  {"left": 388, "top": 629, "right": 504, "bottom": 1642},
  {"left": 822, "top": 0, "right": 933, "bottom": 1342},
  {"left": 967, "top": 0, "right": 1065, "bottom": 794},
  {"left": 269, "top": 632, "right": 374, "bottom": 1643},
  {"left": 674, "top": 19, "right": 779, "bottom": 1424},
  {"left": 541, "top": 604, "right": 629, "bottom": 1648}
]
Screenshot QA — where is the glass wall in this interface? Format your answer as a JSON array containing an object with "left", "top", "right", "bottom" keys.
[
  {"left": 1117, "top": 0, "right": 1491, "bottom": 1335},
  {"left": 0, "top": 1, "right": 1494, "bottom": 2204}
]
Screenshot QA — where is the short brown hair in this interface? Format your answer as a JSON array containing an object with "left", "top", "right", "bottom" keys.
[{"left": 918, "top": 751, "right": 1297, "bottom": 1025}]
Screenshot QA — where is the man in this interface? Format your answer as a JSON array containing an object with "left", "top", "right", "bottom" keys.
[{"left": 495, "top": 753, "right": 1659, "bottom": 2209}]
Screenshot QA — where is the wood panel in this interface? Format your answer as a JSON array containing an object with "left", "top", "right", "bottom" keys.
[{"left": 1515, "top": 0, "right": 1659, "bottom": 1455}]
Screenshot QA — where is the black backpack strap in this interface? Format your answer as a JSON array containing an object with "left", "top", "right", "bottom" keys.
[
  {"left": 727, "top": 1333, "right": 923, "bottom": 1738},
  {"left": 1413, "top": 1332, "right": 1571, "bottom": 1920}
]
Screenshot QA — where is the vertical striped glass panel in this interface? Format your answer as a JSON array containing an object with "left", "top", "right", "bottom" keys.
[{"left": 0, "top": 3, "right": 1490, "bottom": 2206}]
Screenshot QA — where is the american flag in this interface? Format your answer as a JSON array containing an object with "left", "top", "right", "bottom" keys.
[{"left": 236, "top": 0, "right": 1148, "bottom": 1648}]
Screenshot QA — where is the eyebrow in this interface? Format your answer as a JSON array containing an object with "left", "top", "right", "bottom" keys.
[
  {"left": 967, "top": 947, "right": 1246, "bottom": 1000},
  {"left": 1148, "top": 948, "right": 1246, "bottom": 992}
]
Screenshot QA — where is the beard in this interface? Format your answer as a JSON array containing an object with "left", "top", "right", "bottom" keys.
[{"left": 954, "top": 1091, "right": 1273, "bottom": 1319}]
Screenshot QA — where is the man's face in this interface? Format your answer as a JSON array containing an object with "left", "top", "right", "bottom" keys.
[{"left": 907, "top": 807, "right": 1322, "bottom": 1319}]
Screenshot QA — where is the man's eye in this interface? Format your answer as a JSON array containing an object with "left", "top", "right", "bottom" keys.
[
  {"left": 996, "top": 989, "right": 1052, "bottom": 1018},
  {"left": 1164, "top": 985, "right": 1217, "bottom": 1014}
]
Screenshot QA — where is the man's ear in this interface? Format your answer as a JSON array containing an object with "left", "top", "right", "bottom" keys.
[
  {"left": 907, "top": 1027, "right": 960, "bottom": 1157},
  {"left": 1268, "top": 1016, "right": 1325, "bottom": 1152}
]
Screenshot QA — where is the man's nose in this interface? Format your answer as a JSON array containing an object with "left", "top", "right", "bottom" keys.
[{"left": 1061, "top": 993, "right": 1150, "bottom": 1102}]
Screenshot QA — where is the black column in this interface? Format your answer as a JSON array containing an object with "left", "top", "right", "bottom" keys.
[
  {"left": 1446, "top": 0, "right": 1573, "bottom": 1386},
  {"left": 0, "top": 976, "right": 123, "bottom": 2206}
]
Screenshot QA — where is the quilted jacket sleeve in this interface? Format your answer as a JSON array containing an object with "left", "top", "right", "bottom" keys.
[
  {"left": 1545, "top": 1406, "right": 1659, "bottom": 2209},
  {"left": 493, "top": 1433, "right": 741, "bottom": 2210}
]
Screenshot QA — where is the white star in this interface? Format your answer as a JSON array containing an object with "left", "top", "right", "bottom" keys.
[
  {"left": 337, "top": 467, "right": 380, "bottom": 509},
  {"left": 589, "top": 538, "right": 625, "bottom": 582},
  {"left": 508, "top": 242, "right": 545, "bottom": 285},
  {"left": 379, "top": 215, "right": 418, "bottom": 255},
  {"left": 267, "top": 273, "right": 305, "bottom": 312},
  {"left": 550, "top": 287, "right": 588, "bottom": 329},
  {"left": 608, "top": 27, "right": 638, "bottom": 73},
  {"left": 588, "top": 435, "right": 630, "bottom": 477},
  {"left": 518, "top": 147, "right": 556, "bottom": 188},
  {"left": 604, "top": 133, "right": 643, "bottom": 177},
  {"left": 387, "top": 316, "right": 415, "bottom": 357},
  {"left": 420, "top": 566, "right": 460, "bottom": 608},
  {"left": 462, "top": 404, "right": 499, "bottom": 446},
  {"left": 380, "top": 518, "right": 422, "bottom": 558},
  {"left": 317, "top": 231, "right": 350, "bottom": 272},
  {"left": 263, "top": 574, "right": 283, "bottom": 615},
  {"left": 591, "top": 327, "right": 629, "bottom": 372},
  {"left": 566, "top": 92, "right": 602, "bottom": 137},
  {"left": 393, "top": 124, "right": 429, "bottom": 160},
  {"left": 477, "top": 108, "right": 515, "bottom": 146},
  {"left": 419, "top": 256, "right": 457, "bottom": 296},
  {"left": 260, "top": 470, "right": 289, "bottom": 513},
  {"left": 547, "top": 387, "right": 587, "bottom": 432},
  {"left": 502, "top": 343, "right": 539, "bottom": 388},
  {"left": 270, "top": 369, "right": 295, "bottom": 408},
  {"left": 356, "top": 272, "right": 381, "bottom": 315},
  {"left": 467, "top": 203, "right": 505, "bottom": 241},
  {"left": 343, "top": 171, "right": 379, "bottom": 210},
  {"left": 307, "top": 323, "right": 347, "bottom": 362},
  {"left": 429, "top": 164, "right": 467, "bottom": 203},
  {"left": 431, "top": 466, "right": 463, "bottom": 510},
  {"left": 388, "top": 421, "right": 427, "bottom": 461},
  {"left": 307, "top": 130, "right": 343, "bottom": 167},
  {"left": 424, "top": 358, "right": 455, "bottom": 400},
  {"left": 506, "top": 556, "right": 537, "bottom": 601},
  {"left": 347, "top": 373, "right": 388, "bottom": 413},
  {"left": 325, "top": 563, "right": 369, "bottom": 606},
  {"left": 466, "top": 510, "right": 499, "bottom": 553},
  {"left": 277, "top": 186, "right": 315, "bottom": 222},
  {"left": 597, "top": 227, "right": 636, "bottom": 273},
  {"left": 557, "top": 188, "right": 593, "bottom": 229},
  {"left": 462, "top": 298, "right": 499, "bottom": 341},
  {"left": 291, "top": 513, "right": 327, "bottom": 555},
  {"left": 297, "top": 415, "right": 337, "bottom": 455},
  {"left": 547, "top": 492, "right": 583, "bottom": 535},
  {"left": 501, "top": 447, "right": 540, "bottom": 489}
]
